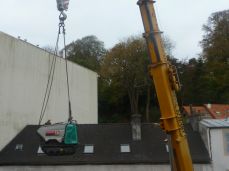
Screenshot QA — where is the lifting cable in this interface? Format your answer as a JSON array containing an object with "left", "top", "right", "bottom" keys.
[
  {"left": 38, "top": 10, "right": 72, "bottom": 125},
  {"left": 62, "top": 15, "right": 73, "bottom": 122}
]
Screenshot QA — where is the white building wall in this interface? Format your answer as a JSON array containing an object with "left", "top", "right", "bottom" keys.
[
  {"left": 210, "top": 129, "right": 229, "bottom": 171},
  {"left": 0, "top": 164, "right": 212, "bottom": 171},
  {"left": 199, "top": 123, "right": 211, "bottom": 158},
  {"left": 199, "top": 120, "right": 229, "bottom": 171},
  {"left": 0, "top": 32, "right": 98, "bottom": 150}
]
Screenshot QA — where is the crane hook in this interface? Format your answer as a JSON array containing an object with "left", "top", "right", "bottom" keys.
[{"left": 59, "top": 12, "right": 67, "bottom": 22}]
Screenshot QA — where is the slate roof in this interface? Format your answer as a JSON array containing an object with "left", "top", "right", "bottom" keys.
[{"left": 0, "top": 124, "right": 210, "bottom": 166}]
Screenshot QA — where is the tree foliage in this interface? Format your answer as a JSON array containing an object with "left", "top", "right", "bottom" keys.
[
  {"left": 200, "top": 10, "right": 229, "bottom": 103},
  {"left": 66, "top": 9, "right": 229, "bottom": 123},
  {"left": 67, "top": 35, "right": 106, "bottom": 71},
  {"left": 201, "top": 10, "right": 229, "bottom": 62},
  {"left": 66, "top": 35, "right": 176, "bottom": 122},
  {"left": 175, "top": 10, "right": 229, "bottom": 105},
  {"left": 100, "top": 36, "right": 150, "bottom": 116}
]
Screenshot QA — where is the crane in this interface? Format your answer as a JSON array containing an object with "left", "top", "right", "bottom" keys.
[
  {"left": 37, "top": 0, "right": 194, "bottom": 169},
  {"left": 137, "top": 0, "right": 194, "bottom": 170}
]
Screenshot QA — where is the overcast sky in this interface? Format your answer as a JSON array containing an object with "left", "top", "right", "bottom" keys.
[{"left": 0, "top": 0, "right": 228, "bottom": 59}]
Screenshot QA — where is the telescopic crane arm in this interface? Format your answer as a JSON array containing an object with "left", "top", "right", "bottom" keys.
[{"left": 137, "top": 0, "right": 194, "bottom": 170}]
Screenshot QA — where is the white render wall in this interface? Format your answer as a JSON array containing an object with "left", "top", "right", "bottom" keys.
[
  {"left": 0, "top": 164, "right": 213, "bottom": 171},
  {"left": 210, "top": 129, "right": 229, "bottom": 171},
  {"left": 199, "top": 123, "right": 211, "bottom": 158},
  {"left": 199, "top": 122, "right": 229, "bottom": 171},
  {"left": 0, "top": 32, "right": 98, "bottom": 150}
]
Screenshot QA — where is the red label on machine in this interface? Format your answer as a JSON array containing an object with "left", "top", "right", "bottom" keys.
[{"left": 46, "top": 130, "right": 60, "bottom": 136}]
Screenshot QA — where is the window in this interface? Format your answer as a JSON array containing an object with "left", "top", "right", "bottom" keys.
[
  {"left": 84, "top": 144, "right": 94, "bottom": 154},
  {"left": 15, "top": 144, "right": 23, "bottom": 151},
  {"left": 120, "top": 144, "right": 130, "bottom": 153},
  {"left": 223, "top": 130, "right": 229, "bottom": 155}
]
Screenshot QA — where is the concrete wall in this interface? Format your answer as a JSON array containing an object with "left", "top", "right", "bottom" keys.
[
  {"left": 210, "top": 129, "right": 229, "bottom": 171},
  {"left": 0, "top": 32, "right": 98, "bottom": 150},
  {"left": 199, "top": 122, "right": 229, "bottom": 171},
  {"left": 199, "top": 123, "right": 211, "bottom": 158},
  {"left": 0, "top": 164, "right": 213, "bottom": 171}
]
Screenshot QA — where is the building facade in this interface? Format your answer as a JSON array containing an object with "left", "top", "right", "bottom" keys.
[{"left": 0, "top": 32, "right": 98, "bottom": 150}]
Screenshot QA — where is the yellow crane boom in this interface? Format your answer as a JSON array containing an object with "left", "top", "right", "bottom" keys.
[{"left": 137, "top": 0, "right": 194, "bottom": 170}]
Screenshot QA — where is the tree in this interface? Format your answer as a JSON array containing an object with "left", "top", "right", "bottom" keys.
[
  {"left": 67, "top": 35, "right": 106, "bottom": 71},
  {"left": 200, "top": 10, "right": 229, "bottom": 103},
  {"left": 201, "top": 10, "right": 229, "bottom": 62},
  {"left": 179, "top": 58, "right": 210, "bottom": 104},
  {"left": 100, "top": 36, "right": 150, "bottom": 117},
  {"left": 162, "top": 35, "right": 175, "bottom": 58},
  {"left": 99, "top": 34, "right": 178, "bottom": 122}
]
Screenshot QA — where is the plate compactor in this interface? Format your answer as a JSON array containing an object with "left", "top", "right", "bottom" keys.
[{"left": 37, "top": 122, "right": 78, "bottom": 155}]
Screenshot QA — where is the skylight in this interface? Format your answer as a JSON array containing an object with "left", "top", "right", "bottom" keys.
[
  {"left": 15, "top": 144, "right": 23, "bottom": 151},
  {"left": 84, "top": 144, "right": 94, "bottom": 154},
  {"left": 120, "top": 144, "right": 130, "bottom": 153}
]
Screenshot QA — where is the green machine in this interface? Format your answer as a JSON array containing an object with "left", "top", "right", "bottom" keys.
[
  {"left": 64, "top": 123, "right": 78, "bottom": 144},
  {"left": 37, "top": 122, "right": 78, "bottom": 155}
]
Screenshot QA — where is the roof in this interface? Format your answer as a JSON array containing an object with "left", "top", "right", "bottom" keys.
[
  {"left": 183, "top": 106, "right": 209, "bottom": 117},
  {"left": 0, "top": 124, "right": 210, "bottom": 166},
  {"left": 204, "top": 104, "right": 229, "bottom": 119},
  {"left": 200, "top": 119, "right": 229, "bottom": 128}
]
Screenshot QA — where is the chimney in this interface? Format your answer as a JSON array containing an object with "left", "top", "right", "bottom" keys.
[
  {"left": 131, "top": 114, "right": 141, "bottom": 141},
  {"left": 207, "top": 103, "right": 211, "bottom": 109}
]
